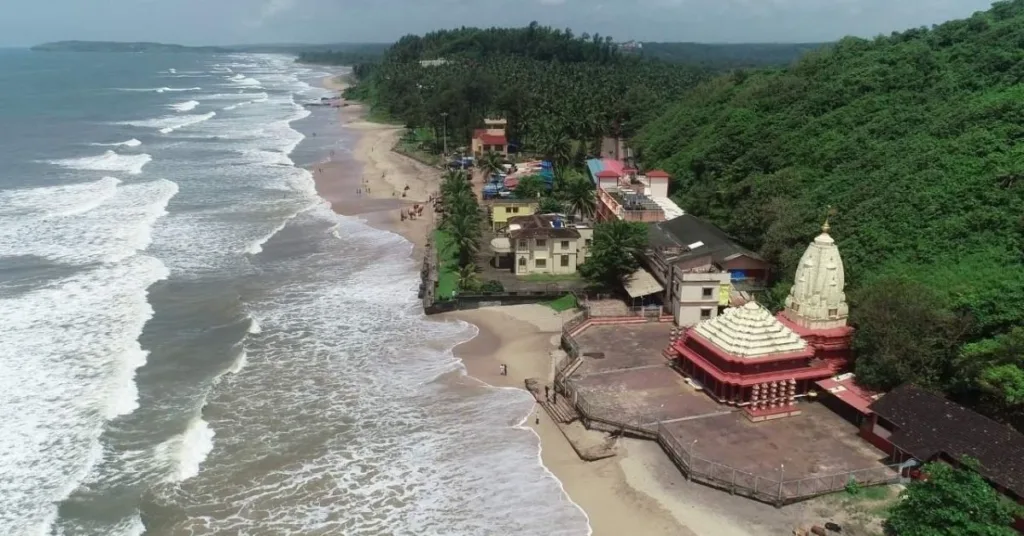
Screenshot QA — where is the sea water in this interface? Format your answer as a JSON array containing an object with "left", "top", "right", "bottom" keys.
[{"left": 0, "top": 50, "right": 590, "bottom": 535}]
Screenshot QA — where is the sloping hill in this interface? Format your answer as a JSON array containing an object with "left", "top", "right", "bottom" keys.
[
  {"left": 637, "top": 41, "right": 826, "bottom": 68},
  {"left": 636, "top": 1, "right": 1024, "bottom": 426},
  {"left": 638, "top": 1, "right": 1024, "bottom": 320}
]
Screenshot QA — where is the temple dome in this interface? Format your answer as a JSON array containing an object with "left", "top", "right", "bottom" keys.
[
  {"left": 783, "top": 223, "right": 848, "bottom": 330},
  {"left": 694, "top": 302, "right": 808, "bottom": 358}
]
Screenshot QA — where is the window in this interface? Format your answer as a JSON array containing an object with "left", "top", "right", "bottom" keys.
[
  {"left": 518, "top": 257, "right": 526, "bottom": 268},
  {"left": 702, "top": 287, "right": 714, "bottom": 299},
  {"left": 536, "top": 239, "right": 546, "bottom": 247},
  {"left": 536, "top": 259, "right": 547, "bottom": 268},
  {"left": 700, "top": 308, "right": 713, "bottom": 320},
  {"left": 510, "top": 206, "right": 519, "bottom": 213},
  {"left": 561, "top": 240, "right": 570, "bottom": 249},
  {"left": 560, "top": 255, "right": 569, "bottom": 267},
  {"left": 517, "top": 240, "right": 527, "bottom": 249},
  {"left": 828, "top": 308, "right": 838, "bottom": 317},
  {"left": 584, "top": 239, "right": 592, "bottom": 247}
]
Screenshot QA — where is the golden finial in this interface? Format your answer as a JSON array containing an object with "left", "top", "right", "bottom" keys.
[{"left": 822, "top": 205, "right": 837, "bottom": 234}]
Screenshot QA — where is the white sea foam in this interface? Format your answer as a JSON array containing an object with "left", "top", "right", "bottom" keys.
[
  {"left": 90, "top": 138, "right": 143, "bottom": 148},
  {"left": 46, "top": 150, "right": 152, "bottom": 175},
  {"left": 117, "top": 86, "right": 202, "bottom": 93},
  {"left": 225, "top": 75, "right": 262, "bottom": 88},
  {"left": 0, "top": 178, "right": 179, "bottom": 264},
  {"left": 122, "top": 112, "right": 216, "bottom": 134},
  {"left": 226, "top": 348, "right": 247, "bottom": 374},
  {"left": 0, "top": 256, "right": 168, "bottom": 534},
  {"left": 159, "top": 204, "right": 591, "bottom": 535},
  {"left": 169, "top": 100, "right": 200, "bottom": 112},
  {"left": 204, "top": 91, "right": 268, "bottom": 101},
  {"left": 172, "top": 416, "right": 216, "bottom": 482}
]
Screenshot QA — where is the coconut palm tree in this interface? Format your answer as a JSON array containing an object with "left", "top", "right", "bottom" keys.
[
  {"left": 457, "top": 263, "right": 481, "bottom": 291},
  {"left": 476, "top": 151, "right": 505, "bottom": 178},
  {"left": 447, "top": 212, "right": 481, "bottom": 267},
  {"left": 563, "top": 175, "right": 597, "bottom": 222},
  {"left": 537, "top": 196, "right": 565, "bottom": 214},
  {"left": 538, "top": 131, "right": 572, "bottom": 170}
]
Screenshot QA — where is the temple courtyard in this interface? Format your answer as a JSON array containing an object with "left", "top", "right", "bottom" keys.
[{"left": 568, "top": 322, "right": 889, "bottom": 486}]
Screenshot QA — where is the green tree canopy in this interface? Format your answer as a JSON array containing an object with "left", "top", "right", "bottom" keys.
[
  {"left": 514, "top": 175, "right": 547, "bottom": 199},
  {"left": 850, "top": 276, "right": 972, "bottom": 392},
  {"left": 579, "top": 220, "right": 648, "bottom": 286},
  {"left": 886, "top": 459, "right": 1018, "bottom": 536}
]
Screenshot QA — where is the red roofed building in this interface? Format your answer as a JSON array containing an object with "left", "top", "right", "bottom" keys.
[
  {"left": 669, "top": 223, "right": 854, "bottom": 420},
  {"left": 472, "top": 128, "right": 508, "bottom": 157}
]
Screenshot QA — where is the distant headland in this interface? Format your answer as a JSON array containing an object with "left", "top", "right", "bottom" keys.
[
  {"left": 31, "top": 41, "right": 232, "bottom": 53},
  {"left": 30, "top": 40, "right": 391, "bottom": 55}
]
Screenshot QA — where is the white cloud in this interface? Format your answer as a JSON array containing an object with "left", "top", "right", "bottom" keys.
[{"left": 248, "top": 0, "right": 298, "bottom": 26}]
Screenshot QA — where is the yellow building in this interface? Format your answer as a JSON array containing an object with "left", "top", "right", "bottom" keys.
[{"left": 488, "top": 199, "right": 538, "bottom": 231}]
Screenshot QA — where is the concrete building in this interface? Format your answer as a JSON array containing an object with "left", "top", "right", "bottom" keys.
[
  {"left": 489, "top": 214, "right": 592, "bottom": 275},
  {"left": 674, "top": 270, "right": 733, "bottom": 326},
  {"left": 644, "top": 214, "right": 771, "bottom": 324},
  {"left": 472, "top": 119, "right": 509, "bottom": 157},
  {"left": 586, "top": 158, "right": 684, "bottom": 222}
]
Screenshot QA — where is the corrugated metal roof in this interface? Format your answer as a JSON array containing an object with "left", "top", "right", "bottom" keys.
[{"left": 624, "top": 267, "right": 664, "bottom": 298}]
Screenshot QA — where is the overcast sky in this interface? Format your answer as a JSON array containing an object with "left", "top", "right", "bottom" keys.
[{"left": 0, "top": 0, "right": 998, "bottom": 47}]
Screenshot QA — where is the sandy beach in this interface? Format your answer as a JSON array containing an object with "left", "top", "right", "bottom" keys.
[
  {"left": 310, "top": 73, "right": 840, "bottom": 536},
  {"left": 313, "top": 75, "right": 438, "bottom": 257}
]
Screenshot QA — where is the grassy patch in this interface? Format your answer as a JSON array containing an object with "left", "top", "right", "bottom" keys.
[
  {"left": 396, "top": 143, "right": 442, "bottom": 167},
  {"left": 364, "top": 107, "right": 403, "bottom": 125},
  {"left": 545, "top": 293, "right": 578, "bottom": 312},
  {"left": 434, "top": 229, "right": 458, "bottom": 299},
  {"left": 518, "top": 272, "right": 583, "bottom": 282}
]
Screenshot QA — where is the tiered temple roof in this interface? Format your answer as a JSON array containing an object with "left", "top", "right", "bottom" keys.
[{"left": 694, "top": 302, "right": 808, "bottom": 358}]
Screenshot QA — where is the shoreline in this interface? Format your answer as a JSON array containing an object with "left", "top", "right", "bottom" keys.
[
  {"left": 310, "top": 73, "right": 791, "bottom": 536},
  {"left": 312, "top": 74, "right": 437, "bottom": 258}
]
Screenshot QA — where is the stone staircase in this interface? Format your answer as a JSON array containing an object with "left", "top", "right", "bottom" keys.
[{"left": 541, "top": 394, "right": 580, "bottom": 424}]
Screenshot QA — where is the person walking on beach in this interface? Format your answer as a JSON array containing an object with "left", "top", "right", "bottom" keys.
[{"left": 535, "top": 412, "right": 540, "bottom": 425}]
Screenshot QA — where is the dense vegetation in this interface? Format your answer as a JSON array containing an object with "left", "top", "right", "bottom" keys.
[
  {"left": 885, "top": 459, "right": 1019, "bottom": 535},
  {"left": 295, "top": 44, "right": 388, "bottom": 65},
  {"left": 343, "top": 24, "right": 710, "bottom": 152},
  {"left": 580, "top": 220, "right": 650, "bottom": 286},
  {"left": 637, "top": 42, "right": 826, "bottom": 68},
  {"left": 635, "top": 0, "right": 1024, "bottom": 430}
]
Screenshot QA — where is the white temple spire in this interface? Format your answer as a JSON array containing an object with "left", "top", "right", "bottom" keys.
[{"left": 783, "top": 210, "right": 848, "bottom": 330}]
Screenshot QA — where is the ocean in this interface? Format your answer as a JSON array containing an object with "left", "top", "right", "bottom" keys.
[{"left": 0, "top": 50, "right": 590, "bottom": 535}]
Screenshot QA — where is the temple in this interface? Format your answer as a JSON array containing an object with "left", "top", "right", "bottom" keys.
[
  {"left": 669, "top": 220, "right": 854, "bottom": 421},
  {"left": 776, "top": 218, "right": 854, "bottom": 367}
]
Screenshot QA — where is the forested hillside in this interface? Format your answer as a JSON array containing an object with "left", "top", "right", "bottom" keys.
[
  {"left": 294, "top": 44, "right": 389, "bottom": 65},
  {"left": 344, "top": 24, "right": 709, "bottom": 152},
  {"left": 638, "top": 42, "right": 826, "bottom": 68},
  {"left": 636, "top": 0, "right": 1024, "bottom": 429}
]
